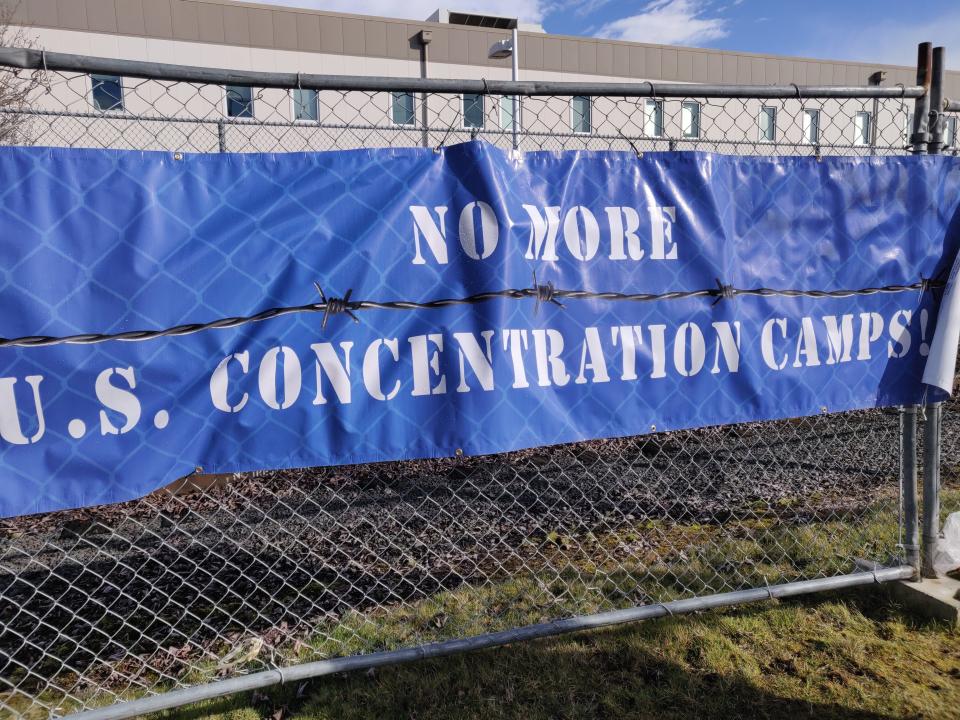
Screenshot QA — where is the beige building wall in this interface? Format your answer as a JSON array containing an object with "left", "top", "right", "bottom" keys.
[{"left": 4, "top": 2, "right": 933, "bottom": 155}]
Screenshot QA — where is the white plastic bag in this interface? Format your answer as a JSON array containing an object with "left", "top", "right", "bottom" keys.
[{"left": 933, "top": 512, "right": 960, "bottom": 575}]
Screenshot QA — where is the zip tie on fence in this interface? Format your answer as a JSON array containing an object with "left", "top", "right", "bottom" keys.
[
  {"left": 0, "top": 277, "right": 945, "bottom": 348},
  {"left": 790, "top": 83, "right": 801, "bottom": 100}
]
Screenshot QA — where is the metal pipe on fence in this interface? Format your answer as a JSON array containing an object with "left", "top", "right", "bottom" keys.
[
  {"left": 900, "top": 405, "right": 921, "bottom": 577},
  {"left": 0, "top": 47, "right": 926, "bottom": 99},
  {"left": 922, "top": 402, "right": 943, "bottom": 578},
  {"left": 62, "top": 567, "right": 913, "bottom": 720},
  {"left": 927, "top": 47, "right": 946, "bottom": 155},
  {"left": 217, "top": 119, "right": 227, "bottom": 153},
  {"left": 911, "top": 42, "right": 933, "bottom": 154}
]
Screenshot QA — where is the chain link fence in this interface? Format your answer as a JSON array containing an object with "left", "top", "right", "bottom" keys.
[{"left": 0, "top": 51, "right": 944, "bottom": 718}]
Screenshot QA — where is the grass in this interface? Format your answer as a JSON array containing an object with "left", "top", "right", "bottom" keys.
[
  {"left": 159, "top": 589, "right": 959, "bottom": 720},
  {"left": 5, "top": 488, "right": 957, "bottom": 719}
]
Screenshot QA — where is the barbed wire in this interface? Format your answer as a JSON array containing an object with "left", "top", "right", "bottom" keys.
[{"left": 0, "top": 277, "right": 943, "bottom": 349}]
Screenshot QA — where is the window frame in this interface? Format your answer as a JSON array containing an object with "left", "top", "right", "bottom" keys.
[
  {"left": 500, "top": 95, "right": 521, "bottom": 133},
  {"left": 802, "top": 108, "right": 820, "bottom": 145},
  {"left": 290, "top": 87, "right": 320, "bottom": 124},
  {"left": 224, "top": 85, "right": 255, "bottom": 120},
  {"left": 90, "top": 73, "right": 125, "bottom": 113},
  {"left": 570, "top": 95, "right": 592, "bottom": 135},
  {"left": 389, "top": 91, "right": 417, "bottom": 128},
  {"left": 462, "top": 93, "right": 486, "bottom": 130},
  {"left": 853, "top": 110, "right": 872, "bottom": 146},
  {"left": 680, "top": 100, "right": 700, "bottom": 139},
  {"left": 644, "top": 99, "right": 665, "bottom": 138},
  {"left": 758, "top": 105, "right": 777, "bottom": 143}
]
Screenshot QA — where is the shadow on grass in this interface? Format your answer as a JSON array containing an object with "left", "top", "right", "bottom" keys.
[{"left": 157, "top": 589, "right": 959, "bottom": 720}]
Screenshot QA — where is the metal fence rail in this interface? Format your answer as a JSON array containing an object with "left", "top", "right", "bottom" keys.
[{"left": 0, "top": 45, "right": 951, "bottom": 719}]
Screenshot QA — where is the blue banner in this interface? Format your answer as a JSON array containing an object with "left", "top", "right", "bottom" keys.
[{"left": 1, "top": 142, "right": 959, "bottom": 517}]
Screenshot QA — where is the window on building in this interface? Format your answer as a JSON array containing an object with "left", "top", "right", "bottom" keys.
[
  {"left": 854, "top": 111, "right": 871, "bottom": 146},
  {"left": 571, "top": 96, "right": 591, "bottom": 134},
  {"left": 226, "top": 85, "right": 254, "bottom": 119},
  {"left": 943, "top": 116, "right": 957, "bottom": 148},
  {"left": 391, "top": 91, "right": 415, "bottom": 126},
  {"left": 802, "top": 109, "right": 820, "bottom": 145},
  {"left": 91, "top": 74, "right": 123, "bottom": 112},
  {"left": 293, "top": 88, "right": 319, "bottom": 122},
  {"left": 463, "top": 93, "right": 485, "bottom": 129},
  {"left": 644, "top": 99, "right": 664, "bottom": 137},
  {"left": 501, "top": 96, "right": 520, "bottom": 132},
  {"left": 758, "top": 106, "right": 777, "bottom": 142},
  {"left": 681, "top": 101, "right": 700, "bottom": 139}
]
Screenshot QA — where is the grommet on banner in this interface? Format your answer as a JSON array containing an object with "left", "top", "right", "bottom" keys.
[
  {"left": 711, "top": 279, "right": 736, "bottom": 305},
  {"left": 314, "top": 282, "right": 359, "bottom": 328},
  {"left": 531, "top": 270, "right": 564, "bottom": 314}
]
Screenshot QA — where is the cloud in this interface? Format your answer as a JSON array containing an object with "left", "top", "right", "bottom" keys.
[
  {"left": 248, "top": 0, "right": 546, "bottom": 24},
  {"left": 597, "top": 0, "right": 729, "bottom": 47},
  {"left": 800, "top": 14, "right": 960, "bottom": 71}
]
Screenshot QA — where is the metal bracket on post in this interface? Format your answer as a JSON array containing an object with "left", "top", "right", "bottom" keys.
[
  {"left": 910, "top": 42, "right": 932, "bottom": 154},
  {"left": 900, "top": 405, "right": 921, "bottom": 579},
  {"left": 922, "top": 402, "right": 943, "bottom": 578}
]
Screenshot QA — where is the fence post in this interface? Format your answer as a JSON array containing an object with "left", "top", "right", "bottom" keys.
[
  {"left": 901, "top": 405, "right": 921, "bottom": 578},
  {"left": 922, "top": 403, "right": 943, "bottom": 577},
  {"left": 920, "top": 47, "right": 945, "bottom": 579},
  {"left": 217, "top": 120, "right": 227, "bottom": 153},
  {"left": 910, "top": 42, "right": 932, "bottom": 154},
  {"left": 927, "top": 46, "right": 945, "bottom": 155}
]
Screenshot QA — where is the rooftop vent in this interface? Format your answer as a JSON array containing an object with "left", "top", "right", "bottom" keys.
[{"left": 427, "top": 9, "right": 544, "bottom": 32}]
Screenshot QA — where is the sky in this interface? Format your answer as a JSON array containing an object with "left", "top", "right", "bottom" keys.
[{"left": 251, "top": 0, "right": 960, "bottom": 70}]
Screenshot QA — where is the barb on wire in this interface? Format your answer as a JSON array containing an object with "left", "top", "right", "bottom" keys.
[
  {"left": 0, "top": 277, "right": 944, "bottom": 349},
  {"left": 314, "top": 282, "right": 359, "bottom": 328},
  {"left": 532, "top": 270, "right": 565, "bottom": 314}
]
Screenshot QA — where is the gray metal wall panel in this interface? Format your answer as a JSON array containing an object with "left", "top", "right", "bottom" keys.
[
  {"left": 197, "top": 3, "right": 225, "bottom": 45},
  {"left": 580, "top": 39, "right": 597, "bottom": 74},
  {"left": 115, "top": 0, "right": 146, "bottom": 37},
  {"left": 340, "top": 17, "right": 364, "bottom": 56},
  {"left": 141, "top": 0, "right": 173, "bottom": 38},
  {"left": 521, "top": 34, "right": 542, "bottom": 70},
  {"left": 57, "top": 0, "right": 87, "bottom": 30},
  {"left": 317, "top": 15, "right": 343, "bottom": 54},
  {"left": 364, "top": 20, "right": 387, "bottom": 57},
  {"left": 170, "top": 0, "right": 199, "bottom": 41},
  {"left": 542, "top": 36, "right": 561, "bottom": 71},
  {"left": 448, "top": 28, "right": 468, "bottom": 64},
  {"left": 661, "top": 48, "right": 677, "bottom": 80},
  {"left": 297, "top": 13, "right": 322, "bottom": 52},
  {"left": 677, "top": 50, "right": 693, "bottom": 82},
  {"left": 595, "top": 43, "right": 612, "bottom": 76},
  {"left": 706, "top": 53, "right": 722, "bottom": 83},
  {"left": 561, "top": 39, "right": 578, "bottom": 73},
  {"left": 616, "top": 44, "right": 631, "bottom": 76},
  {"left": 222, "top": 4, "right": 250, "bottom": 46},
  {"left": 427, "top": 26, "right": 449, "bottom": 63},
  {"left": 26, "top": 0, "right": 55, "bottom": 26},
  {"left": 86, "top": 0, "right": 118, "bottom": 33},
  {"left": 645, "top": 47, "right": 661, "bottom": 78},
  {"left": 386, "top": 23, "right": 408, "bottom": 59},
  {"left": 272, "top": 11, "right": 298, "bottom": 51}
]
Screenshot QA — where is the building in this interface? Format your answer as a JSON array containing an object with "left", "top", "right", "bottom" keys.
[{"left": 4, "top": 0, "right": 958, "bottom": 154}]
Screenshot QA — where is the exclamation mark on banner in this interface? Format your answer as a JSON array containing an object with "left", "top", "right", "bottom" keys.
[{"left": 919, "top": 308, "right": 930, "bottom": 357}]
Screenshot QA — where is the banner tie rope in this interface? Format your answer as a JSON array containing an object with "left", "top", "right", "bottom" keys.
[{"left": 0, "top": 277, "right": 944, "bottom": 348}]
